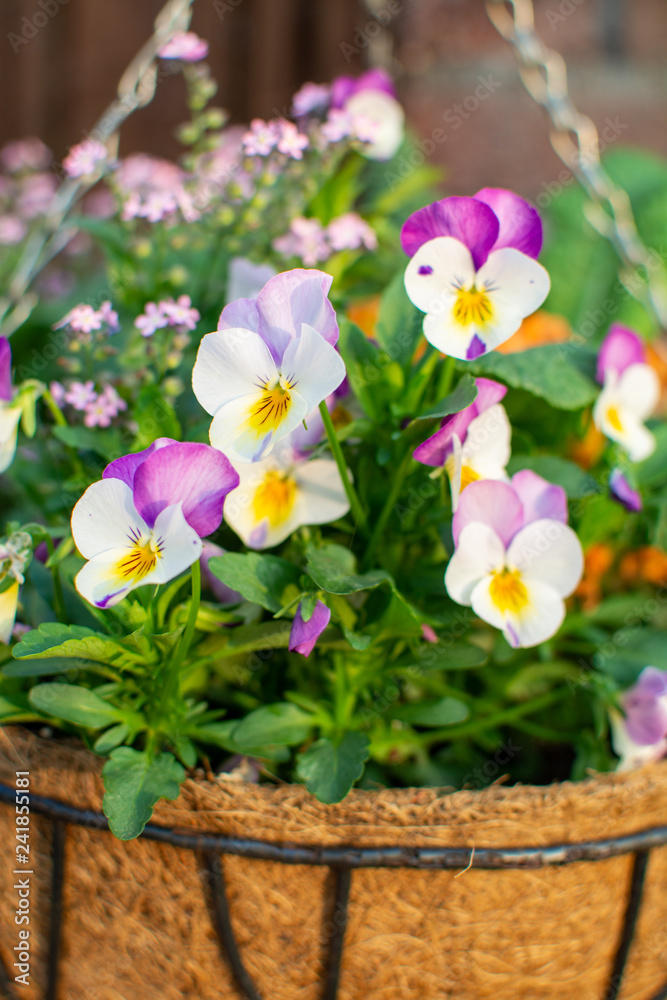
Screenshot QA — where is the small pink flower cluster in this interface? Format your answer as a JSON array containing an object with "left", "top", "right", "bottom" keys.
[
  {"left": 113, "top": 154, "right": 198, "bottom": 224},
  {"left": 273, "top": 213, "right": 377, "bottom": 266},
  {"left": 51, "top": 380, "right": 127, "bottom": 428},
  {"left": 134, "top": 295, "right": 200, "bottom": 338},
  {"left": 242, "top": 119, "right": 309, "bottom": 160},
  {"left": 0, "top": 138, "right": 57, "bottom": 247},
  {"left": 54, "top": 300, "right": 119, "bottom": 335},
  {"left": 158, "top": 31, "right": 209, "bottom": 62},
  {"left": 62, "top": 139, "right": 108, "bottom": 179}
]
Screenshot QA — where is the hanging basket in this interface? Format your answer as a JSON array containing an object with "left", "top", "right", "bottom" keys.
[{"left": 0, "top": 726, "right": 666, "bottom": 1000}]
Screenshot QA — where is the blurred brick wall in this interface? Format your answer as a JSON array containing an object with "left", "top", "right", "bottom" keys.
[
  {"left": 389, "top": 0, "right": 667, "bottom": 196},
  {"left": 0, "top": 0, "right": 664, "bottom": 199}
]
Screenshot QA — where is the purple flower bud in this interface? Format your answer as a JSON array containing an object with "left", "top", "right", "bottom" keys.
[
  {"left": 609, "top": 468, "right": 642, "bottom": 512},
  {"left": 289, "top": 599, "right": 331, "bottom": 658}
]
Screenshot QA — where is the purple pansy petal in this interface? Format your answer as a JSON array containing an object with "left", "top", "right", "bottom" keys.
[
  {"left": 289, "top": 599, "right": 331, "bottom": 657},
  {"left": 624, "top": 667, "right": 667, "bottom": 746},
  {"left": 255, "top": 269, "right": 339, "bottom": 359},
  {"left": 0, "top": 338, "right": 12, "bottom": 401},
  {"left": 474, "top": 188, "right": 543, "bottom": 259},
  {"left": 103, "top": 438, "right": 176, "bottom": 489},
  {"left": 474, "top": 377, "right": 507, "bottom": 411},
  {"left": 413, "top": 377, "right": 506, "bottom": 468},
  {"left": 330, "top": 75, "right": 357, "bottom": 109},
  {"left": 596, "top": 324, "right": 645, "bottom": 384},
  {"left": 452, "top": 479, "right": 524, "bottom": 549},
  {"left": 466, "top": 334, "right": 486, "bottom": 360},
  {"left": 331, "top": 68, "right": 396, "bottom": 109},
  {"left": 609, "top": 468, "right": 643, "bottom": 512},
  {"left": 401, "top": 197, "right": 500, "bottom": 269},
  {"left": 218, "top": 297, "right": 260, "bottom": 334},
  {"left": 511, "top": 469, "right": 568, "bottom": 525},
  {"left": 133, "top": 443, "right": 239, "bottom": 537}
]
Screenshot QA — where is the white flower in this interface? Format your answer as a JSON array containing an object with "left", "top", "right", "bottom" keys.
[{"left": 593, "top": 365, "right": 659, "bottom": 462}]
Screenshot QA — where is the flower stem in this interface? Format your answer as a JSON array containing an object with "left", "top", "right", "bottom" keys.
[
  {"left": 436, "top": 355, "right": 457, "bottom": 400},
  {"left": 422, "top": 686, "right": 571, "bottom": 746},
  {"left": 169, "top": 559, "right": 201, "bottom": 681},
  {"left": 44, "top": 535, "right": 66, "bottom": 624},
  {"left": 362, "top": 446, "right": 414, "bottom": 570},
  {"left": 42, "top": 389, "right": 67, "bottom": 426},
  {"left": 319, "top": 400, "right": 368, "bottom": 535}
]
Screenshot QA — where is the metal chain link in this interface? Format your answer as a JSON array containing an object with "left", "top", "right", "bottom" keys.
[
  {"left": 486, "top": 0, "right": 667, "bottom": 328},
  {"left": 0, "top": 0, "right": 195, "bottom": 337}
]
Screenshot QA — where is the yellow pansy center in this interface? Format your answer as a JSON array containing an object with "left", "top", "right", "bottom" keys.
[
  {"left": 489, "top": 568, "right": 529, "bottom": 614},
  {"left": 606, "top": 405, "right": 624, "bottom": 433},
  {"left": 116, "top": 537, "right": 161, "bottom": 582},
  {"left": 453, "top": 286, "right": 493, "bottom": 328},
  {"left": 444, "top": 457, "right": 481, "bottom": 495},
  {"left": 248, "top": 375, "right": 294, "bottom": 436},
  {"left": 253, "top": 470, "right": 297, "bottom": 527}
]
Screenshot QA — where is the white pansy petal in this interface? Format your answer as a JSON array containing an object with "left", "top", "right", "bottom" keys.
[
  {"left": 472, "top": 575, "right": 565, "bottom": 648},
  {"left": 150, "top": 503, "right": 202, "bottom": 582},
  {"left": 609, "top": 710, "right": 667, "bottom": 772},
  {"left": 444, "top": 523, "right": 506, "bottom": 605},
  {"left": 593, "top": 382, "right": 656, "bottom": 460},
  {"left": 209, "top": 391, "right": 308, "bottom": 463},
  {"left": 461, "top": 403, "right": 512, "bottom": 477},
  {"left": 74, "top": 551, "right": 138, "bottom": 608},
  {"left": 293, "top": 459, "right": 351, "bottom": 525},
  {"left": 404, "top": 237, "right": 476, "bottom": 314},
  {"left": 224, "top": 456, "right": 298, "bottom": 549},
  {"left": 0, "top": 581, "right": 19, "bottom": 643},
  {"left": 506, "top": 519, "right": 583, "bottom": 598},
  {"left": 616, "top": 363, "right": 660, "bottom": 421},
  {"left": 192, "top": 328, "right": 279, "bottom": 416},
  {"left": 0, "top": 404, "right": 22, "bottom": 474},
  {"left": 476, "top": 248, "right": 550, "bottom": 324},
  {"left": 71, "top": 479, "right": 148, "bottom": 560},
  {"left": 281, "top": 324, "right": 346, "bottom": 412}
]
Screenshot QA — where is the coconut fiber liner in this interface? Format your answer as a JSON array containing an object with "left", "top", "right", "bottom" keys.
[{"left": 0, "top": 728, "right": 666, "bottom": 1000}]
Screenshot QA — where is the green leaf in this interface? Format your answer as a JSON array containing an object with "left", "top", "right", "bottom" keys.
[
  {"left": 337, "top": 319, "right": 403, "bottom": 420},
  {"left": 391, "top": 697, "right": 469, "bottom": 727},
  {"left": 208, "top": 552, "right": 301, "bottom": 613},
  {"left": 102, "top": 748, "right": 184, "bottom": 840},
  {"left": 465, "top": 345, "right": 598, "bottom": 410},
  {"left": 596, "top": 629, "right": 667, "bottom": 686},
  {"left": 296, "top": 732, "right": 370, "bottom": 804},
  {"left": 398, "top": 643, "right": 489, "bottom": 671},
  {"left": 416, "top": 374, "right": 478, "bottom": 420},
  {"left": 93, "top": 723, "right": 130, "bottom": 754},
  {"left": 29, "top": 683, "right": 122, "bottom": 728},
  {"left": 374, "top": 271, "right": 422, "bottom": 369},
  {"left": 299, "top": 592, "right": 318, "bottom": 622},
  {"left": 637, "top": 424, "right": 667, "bottom": 488},
  {"left": 305, "top": 542, "right": 391, "bottom": 595},
  {"left": 190, "top": 721, "right": 291, "bottom": 762},
  {"left": 13, "top": 623, "right": 152, "bottom": 668},
  {"left": 507, "top": 454, "right": 600, "bottom": 499},
  {"left": 132, "top": 386, "right": 181, "bottom": 451},
  {"left": 505, "top": 661, "right": 580, "bottom": 701},
  {"left": 2, "top": 656, "right": 85, "bottom": 678},
  {"left": 233, "top": 703, "right": 313, "bottom": 747},
  {"left": 53, "top": 425, "right": 123, "bottom": 461},
  {"left": 224, "top": 619, "right": 294, "bottom": 653}
]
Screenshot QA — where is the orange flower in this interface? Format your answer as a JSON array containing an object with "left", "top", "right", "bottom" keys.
[
  {"left": 575, "top": 542, "right": 614, "bottom": 610},
  {"left": 569, "top": 417, "right": 606, "bottom": 470},
  {"left": 620, "top": 546, "right": 667, "bottom": 587},
  {"left": 496, "top": 310, "right": 571, "bottom": 355},
  {"left": 347, "top": 297, "right": 380, "bottom": 339},
  {"left": 646, "top": 342, "right": 667, "bottom": 416}
]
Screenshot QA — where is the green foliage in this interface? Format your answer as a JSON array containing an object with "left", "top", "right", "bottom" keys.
[
  {"left": 296, "top": 732, "right": 370, "bottom": 804},
  {"left": 102, "top": 748, "right": 184, "bottom": 840},
  {"left": 232, "top": 703, "right": 313, "bottom": 747},
  {"left": 305, "top": 543, "right": 390, "bottom": 596},
  {"left": 28, "top": 683, "right": 123, "bottom": 728},
  {"left": 465, "top": 345, "right": 598, "bottom": 410},
  {"left": 208, "top": 553, "right": 301, "bottom": 613}
]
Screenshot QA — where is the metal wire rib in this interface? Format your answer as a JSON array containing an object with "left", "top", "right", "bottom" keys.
[
  {"left": 322, "top": 870, "right": 352, "bottom": 1000},
  {"left": 199, "top": 852, "right": 263, "bottom": 1000},
  {"left": 604, "top": 851, "right": 650, "bottom": 1000},
  {"left": 0, "top": 953, "right": 18, "bottom": 1000},
  {"left": 1, "top": 783, "right": 666, "bottom": 869},
  {"left": 45, "top": 821, "right": 66, "bottom": 1000}
]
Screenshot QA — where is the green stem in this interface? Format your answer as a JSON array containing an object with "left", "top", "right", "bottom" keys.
[
  {"left": 436, "top": 355, "right": 456, "bottom": 400},
  {"left": 42, "top": 389, "right": 67, "bottom": 426},
  {"left": 362, "top": 447, "right": 414, "bottom": 570},
  {"left": 422, "top": 686, "right": 571, "bottom": 746},
  {"left": 44, "top": 535, "right": 66, "bottom": 624},
  {"left": 169, "top": 560, "right": 201, "bottom": 681},
  {"left": 319, "top": 401, "right": 368, "bottom": 534}
]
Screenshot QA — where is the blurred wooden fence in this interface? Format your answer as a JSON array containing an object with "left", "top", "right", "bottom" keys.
[{"left": 0, "top": 0, "right": 366, "bottom": 161}]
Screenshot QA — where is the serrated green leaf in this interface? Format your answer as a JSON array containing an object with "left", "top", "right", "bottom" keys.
[
  {"left": 296, "top": 732, "right": 370, "bottom": 803},
  {"left": 29, "top": 683, "right": 122, "bottom": 728},
  {"left": 93, "top": 723, "right": 130, "bottom": 754},
  {"left": 391, "top": 697, "right": 469, "bottom": 727},
  {"left": 233, "top": 703, "right": 313, "bottom": 747},
  {"left": 305, "top": 542, "right": 391, "bottom": 595},
  {"left": 416, "top": 374, "right": 478, "bottom": 420},
  {"left": 465, "top": 345, "right": 598, "bottom": 409},
  {"left": 13, "top": 623, "right": 153, "bottom": 668},
  {"left": 208, "top": 552, "right": 301, "bottom": 613},
  {"left": 102, "top": 748, "right": 184, "bottom": 840}
]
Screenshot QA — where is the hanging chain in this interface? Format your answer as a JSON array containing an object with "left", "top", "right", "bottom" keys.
[
  {"left": 0, "top": 0, "right": 195, "bottom": 337},
  {"left": 486, "top": 0, "right": 667, "bottom": 328}
]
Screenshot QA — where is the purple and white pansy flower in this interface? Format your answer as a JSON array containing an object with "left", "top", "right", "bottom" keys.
[
  {"left": 414, "top": 377, "right": 511, "bottom": 510},
  {"left": 192, "top": 269, "right": 346, "bottom": 463},
  {"left": 71, "top": 439, "right": 239, "bottom": 608},
  {"left": 610, "top": 667, "right": 667, "bottom": 772},
  {"left": 0, "top": 338, "right": 23, "bottom": 474},
  {"left": 445, "top": 471, "right": 584, "bottom": 648},
  {"left": 402, "top": 190, "right": 550, "bottom": 360},
  {"left": 289, "top": 600, "right": 331, "bottom": 658},
  {"left": 330, "top": 69, "right": 404, "bottom": 161},
  {"left": 609, "top": 468, "right": 643, "bottom": 513},
  {"left": 593, "top": 324, "right": 659, "bottom": 462}
]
